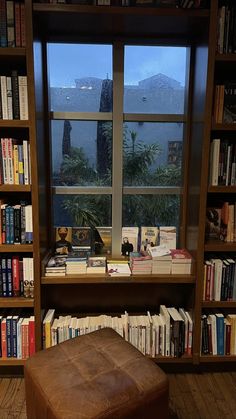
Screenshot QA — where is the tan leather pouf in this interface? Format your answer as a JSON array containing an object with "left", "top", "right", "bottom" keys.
[{"left": 25, "top": 327, "right": 169, "bottom": 419}]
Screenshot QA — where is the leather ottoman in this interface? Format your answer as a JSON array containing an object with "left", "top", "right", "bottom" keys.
[{"left": 25, "top": 327, "right": 169, "bottom": 419}]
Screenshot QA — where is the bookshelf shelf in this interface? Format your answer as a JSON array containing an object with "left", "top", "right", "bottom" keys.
[
  {"left": 215, "top": 53, "right": 236, "bottom": 62},
  {"left": 202, "top": 301, "right": 236, "bottom": 309},
  {"left": 0, "top": 244, "right": 33, "bottom": 252},
  {"left": 211, "top": 123, "right": 236, "bottom": 131},
  {"left": 0, "top": 47, "right": 26, "bottom": 57},
  {"left": 208, "top": 186, "right": 236, "bottom": 193},
  {"left": 0, "top": 358, "right": 25, "bottom": 366},
  {"left": 0, "top": 120, "right": 30, "bottom": 128},
  {"left": 204, "top": 241, "right": 236, "bottom": 252},
  {"left": 200, "top": 355, "right": 236, "bottom": 363},
  {"left": 33, "top": 3, "right": 209, "bottom": 40},
  {"left": 0, "top": 185, "right": 31, "bottom": 192},
  {"left": 41, "top": 274, "right": 196, "bottom": 285},
  {"left": 154, "top": 355, "right": 193, "bottom": 364},
  {"left": 0, "top": 297, "right": 34, "bottom": 308}
]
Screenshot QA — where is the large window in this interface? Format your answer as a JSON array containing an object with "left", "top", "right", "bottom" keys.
[{"left": 48, "top": 43, "right": 188, "bottom": 255}]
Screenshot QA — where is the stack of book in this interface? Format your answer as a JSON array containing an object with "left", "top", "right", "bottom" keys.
[
  {"left": 107, "top": 261, "right": 131, "bottom": 276},
  {"left": 86, "top": 256, "right": 106, "bottom": 273},
  {"left": 66, "top": 254, "right": 87, "bottom": 274},
  {"left": 129, "top": 252, "right": 152, "bottom": 275},
  {"left": 148, "top": 245, "right": 172, "bottom": 274},
  {"left": 171, "top": 249, "right": 192, "bottom": 274},
  {"left": 45, "top": 255, "right": 66, "bottom": 277}
]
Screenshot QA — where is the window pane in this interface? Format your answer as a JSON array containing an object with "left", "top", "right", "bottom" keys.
[
  {"left": 53, "top": 195, "right": 112, "bottom": 228},
  {"left": 48, "top": 44, "right": 113, "bottom": 112},
  {"left": 122, "top": 195, "right": 181, "bottom": 242},
  {"left": 124, "top": 46, "right": 187, "bottom": 114},
  {"left": 51, "top": 120, "right": 112, "bottom": 186},
  {"left": 123, "top": 122, "right": 184, "bottom": 187}
]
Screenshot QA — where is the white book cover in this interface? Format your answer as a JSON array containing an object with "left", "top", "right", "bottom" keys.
[
  {"left": 209, "top": 139, "right": 220, "bottom": 186},
  {"left": 1, "top": 76, "right": 8, "bottom": 120},
  {"left": 6, "top": 77, "right": 13, "bottom": 120},
  {"left": 25, "top": 204, "right": 33, "bottom": 243},
  {"left": 122, "top": 226, "right": 139, "bottom": 254},
  {"left": 159, "top": 226, "right": 177, "bottom": 249},
  {"left": 160, "top": 305, "right": 170, "bottom": 356}
]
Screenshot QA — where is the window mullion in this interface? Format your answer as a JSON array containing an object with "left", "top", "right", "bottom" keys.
[{"left": 112, "top": 42, "right": 124, "bottom": 257}]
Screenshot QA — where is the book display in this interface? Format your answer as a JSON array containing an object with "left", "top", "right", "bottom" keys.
[{"left": 2, "top": 0, "right": 236, "bottom": 373}]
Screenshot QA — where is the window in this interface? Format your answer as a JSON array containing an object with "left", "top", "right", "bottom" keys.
[{"left": 48, "top": 43, "right": 188, "bottom": 256}]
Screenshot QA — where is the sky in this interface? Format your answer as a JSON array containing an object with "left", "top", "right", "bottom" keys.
[{"left": 48, "top": 44, "right": 187, "bottom": 88}]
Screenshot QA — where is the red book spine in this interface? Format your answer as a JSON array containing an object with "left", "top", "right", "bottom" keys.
[
  {"left": 225, "top": 323, "right": 231, "bottom": 355},
  {"left": 20, "top": 3, "right": 25, "bottom": 47},
  {"left": 12, "top": 255, "right": 20, "bottom": 297},
  {"left": 14, "top": 2, "right": 21, "bottom": 47},
  {"left": 21, "top": 322, "right": 29, "bottom": 359},
  {"left": 28, "top": 317, "right": 35, "bottom": 356},
  {"left": 1, "top": 319, "right": 7, "bottom": 358}
]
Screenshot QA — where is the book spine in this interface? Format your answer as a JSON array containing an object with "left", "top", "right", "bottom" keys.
[
  {"left": 1, "top": 76, "right": 8, "bottom": 120},
  {"left": 6, "top": 76, "right": 13, "bottom": 120},
  {"left": 12, "top": 255, "right": 20, "bottom": 297},
  {"left": 22, "top": 140, "right": 29, "bottom": 185},
  {"left": 7, "top": 138, "right": 14, "bottom": 184},
  {"left": 12, "top": 317, "right": 18, "bottom": 358},
  {"left": 1, "top": 319, "right": 7, "bottom": 357},
  {"left": 29, "top": 317, "right": 35, "bottom": 356},
  {"left": 18, "top": 144, "right": 24, "bottom": 184},
  {"left": 14, "top": 205, "right": 21, "bottom": 244},
  {"left": 0, "top": 0, "right": 7, "bottom": 48},
  {"left": 14, "top": 2, "right": 21, "bottom": 47},
  {"left": 11, "top": 70, "right": 20, "bottom": 120},
  {"left": 6, "top": 256, "right": 12, "bottom": 297},
  {"left": 18, "top": 76, "right": 28, "bottom": 120},
  {"left": 20, "top": 3, "right": 25, "bottom": 47},
  {"left": 6, "top": 316, "right": 12, "bottom": 357},
  {"left": 25, "top": 204, "right": 33, "bottom": 243},
  {"left": 13, "top": 144, "right": 19, "bottom": 184},
  {"left": 1, "top": 138, "right": 8, "bottom": 183},
  {"left": 6, "top": 0, "right": 15, "bottom": 47}
]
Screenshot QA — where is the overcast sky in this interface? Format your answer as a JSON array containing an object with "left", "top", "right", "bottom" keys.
[{"left": 48, "top": 44, "right": 187, "bottom": 88}]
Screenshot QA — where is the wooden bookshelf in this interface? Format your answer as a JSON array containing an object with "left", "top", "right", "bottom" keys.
[
  {"left": 0, "top": 245, "right": 33, "bottom": 253},
  {"left": 41, "top": 273, "right": 196, "bottom": 285},
  {"left": 0, "top": 298, "right": 34, "bottom": 308}
]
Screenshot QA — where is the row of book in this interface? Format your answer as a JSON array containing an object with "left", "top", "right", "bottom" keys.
[
  {"left": 54, "top": 225, "right": 177, "bottom": 258},
  {"left": 37, "top": 0, "right": 205, "bottom": 8},
  {"left": 45, "top": 247, "right": 193, "bottom": 276},
  {"left": 0, "top": 138, "right": 31, "bottom": 185},
  {"left": 201, "top": 312, "right": 236, "bottom": 356},
  {"left": 217, "top": 4, "right": 236, "bottom": 55},
  {"left": 0, "top": 73, "right": 28, "bottom": 120},
  {"left": 43, "top": 306, "right": 193, "bottom": 358},
  {"left": 0, "top": 0, "right": 25, "bottom": 48},
  {"left": 0, "top": 314, "right": 35, "bottom": 359},
  {"left": 206, "top": 201, "right": 236, "bottom": 243},
  {"left": 203, "top": 255, "right": 236, "bottom": 302},
  {"left": 209, "top": 139, "right": 236, "bottom": 186},
  {"left": 0, "top": 201, "right": 33, "bottom": 245},
  {"left": 0, "top": 256, "right": 34, "bottom": 298},
  {"left": 213, "top": 84, "right": 236, "bottom": 124}
]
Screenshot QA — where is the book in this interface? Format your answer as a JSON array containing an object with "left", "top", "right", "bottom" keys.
[
  {"left": 96, "top": 226, "right": 112, "bottom": 255},
  {"left": 71, "top": 226, "right": 91, "bottom": 248},
  {"left": 87, "top": 256, "right": 106, "bottom": 273},
  {"left": 205, "top": 207, "right": 221, "bottom": 241},
  {"left": 122, "top": 227, "right": 139, "bottom": 255},
  {"left": 55, "top": 226, "right": 72, "bottom": 255},
  {"left": 18, "top": 76, "right": 28, "bottom": 120},
  {"left": 107, "top": 262, "right": 131, "bottom": 276},
  {"left": 159, "top": 226, "right": 176, "bottom": 249},
  {"left": 223, "top": 83, "right": 236, "bottom": 123},
  {"left": 140, "top": 226, "right": 159, "bottom": 251},
  {"left": 43, "top": 309, "right": 55, "bottom": 349}
]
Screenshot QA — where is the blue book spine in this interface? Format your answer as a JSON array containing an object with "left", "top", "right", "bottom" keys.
[
  {"left": 18, "top": 145, "right": 24, "bottom": 185},
  {"left": 6, "top": 257, "right": 12, "bottom": 297},
  {"left": 6, "top": 316, "right": 12, "bottom": 357},
  {"left": 216, "top": 315, "right": 225, "bottom": 356},
  {"left": 8, "top": 206, "right": 14, "bottom": 244},
  {"left": 1, "top": 256, "right": 7, "bottom": 297},
  {"left": 12, "top": 317, "right": 18, "bottom": 358},
  {"left": 5, "top": 206, "right": 10, "bottom": 244}
]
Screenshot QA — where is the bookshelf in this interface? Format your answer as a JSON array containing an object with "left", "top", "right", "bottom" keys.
[{"left": 3, "top": 0, "right": 236, "bottom": 370}]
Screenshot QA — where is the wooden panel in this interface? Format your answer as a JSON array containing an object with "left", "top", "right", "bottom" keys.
[{"left": 0, "top": 298, "right": 34, "bottom": 308}]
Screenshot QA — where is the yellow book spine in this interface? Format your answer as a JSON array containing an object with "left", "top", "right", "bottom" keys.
[{"left": 13, "top": 144, "right": 19, "bottom": 184}]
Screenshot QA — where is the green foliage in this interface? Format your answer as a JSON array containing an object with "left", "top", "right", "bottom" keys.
[{"left": 60, "top": 147, "right": 97, "bottom": 186}]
